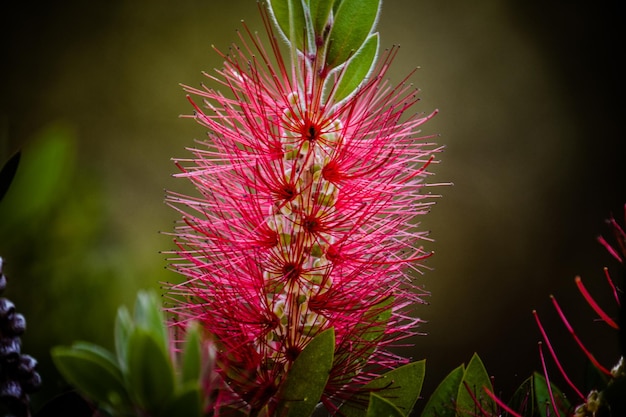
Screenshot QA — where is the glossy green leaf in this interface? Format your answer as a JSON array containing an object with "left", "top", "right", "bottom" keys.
[
  {"left": 326, "top": 0, "right": 380, "bottom": 68},
  {"left": 308, "top": 0, "right": 334, "bottom": 38},
  {"left": 332, "top": 33, "right": 379, "bottom": 104},
  {"left": 275, "top": 328, "right": 335, "bottom": 417},
  {"left": 126, "top": 328, "right": 176, "bottom": 413},
  {"left": 456, "top": 353, "right": 495, "bottom": 416},
  {"left": 0, "top": 151, "right": 20, "bottom": 203},
  {"left": 161, "top": 383, "right": 203, "bottom": 417},
  {"left": 115, "top": 305, "right": 134, "bottom": 372},
  {"left": 181, "top": 321, "right": 202, "bottom": 384},
  {"left": 420, "top": 365, "right": 464, "bottom": 417},
  {"left": 341, "top": 360, "right": 425, "bottom": 417},
  {"left": 51, "top": 344, "right": 129, "bottom": 408},
  {"left": 133, "top": 290, "right": 168, "bottom": 354},
  {"left": 533, "top": 372, "right": 570, "bottom": 417},
  {"left": 366, "top": 394, "right": 404, "bottom": 417},
  {"left": 268, "top": 0, "right": 308, "bottom": 50}
]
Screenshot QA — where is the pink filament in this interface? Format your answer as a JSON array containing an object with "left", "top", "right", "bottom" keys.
[
  {"left": 575, "top": 276, "right": 619, "bottom": 329},
  {"left": 532, "top": 310, "right": 585, "bottom": 400}
]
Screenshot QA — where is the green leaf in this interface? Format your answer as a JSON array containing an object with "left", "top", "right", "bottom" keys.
[
  {"left": 340, "top": 360, "right": 425, "bottom": 417},
  {"left": 456, "top": 353, "right": 495, "bottom": 416},
  {"left": 533, "top": 372, "right": 571, "bottom": 417},
  {"left": 126, "top": 328, "right": 176, "bottom": 413},
  {"left": 326, "top": 0, "right": 380, "bottom": 68},
  {"left": 181, "top": 321, "right": 203, "bottom": 384},
  {"left": 133, "top": 290, "right": 168, "bottom": 354},
  {"left": 420, "top": 365, "right": 464, "bottom": 417},
  {"left": 308, "top": 0, "right": 334, "bottom": 38},
  {"left": 115, "top": 305, "right": 134, "bottom": 373},
  {"left": 275, "top": 328, "right": 335, "bottom": 417},
  {"left": 366, "top": 394, "right": 404, "bottom": 417},
  {"left": 268, "top": 0, "right": 308, "bottom": 49},
  {"left": 161, "top": 383, "right": 203, "bottom": 417},
  {"left": 332, "top": 33, "right": 379, "bottom": 104},
  {"left": 51, "top": 344, "right": 129, "bottom": 409}
]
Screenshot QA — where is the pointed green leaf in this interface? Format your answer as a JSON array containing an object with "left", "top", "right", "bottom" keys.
[
  {"left": 126, "top": 328, "right": 176, "bottom": 413},
  {"left": 366, "top": 394, "right": 404, "bottom": 417},
  {"left": 533, "top": 372, "right": 571, "bottom": 417},
  {"left": 133, "top": 290, "right": 169, "bottom": 354},
  {"left": 268, "top": 0, "right": 308, "bottom": 49},
  {"left": 340, "top": 360, "right": 425, "bottom": 417},
  {"left": 326, "top": 0, "right": 380, "bottom": 68},
  {"left": 420, "top": 365, "right": 464, "bottom": 417},
  {"left": 275, "top": 328, "right": 335, "bottom": 417},
  {"left": 308, "top": 0, "right": 334, "bottom": 38},
  {"left": 161, "top": 383, "right": 203, "bottom": 417},
  {"left": 115, "top": 305, "right": 134, "bottom": 372},
  {"left": 51, "top": 344, "right": 129, "bottom": 408},
  {"left": 456, "top": 353, "right": 495, "bottom": 415},
  {"left": 181, "top": 321, "right": 202, "bottom": 384},
  {"left": 332, "top": 33, "right": 379, "bottom": 104}
]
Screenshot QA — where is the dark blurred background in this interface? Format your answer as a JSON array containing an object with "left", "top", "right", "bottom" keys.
[{"left": 1, "top": 0, "right": 624, "bottom": 413}]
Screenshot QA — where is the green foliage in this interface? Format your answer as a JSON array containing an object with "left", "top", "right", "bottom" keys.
[
  {"left": 267, "top": 0, "right": 309, "bottom": 51},
  {"left": 0, "top": 124, "right": 75, "bottom": 228},
  {"left": 325, "top": 0, "right": 380, "bottom": 69},
  {"left": 420, "top": 354, "right": 495, "bottom": 417},
  {"left": 332, "top": 33, "right": 379, "bottom": 103},
  {"left": 421, "top": 364, "right": 464, "bottom": 417},
  {"left": 307, "top": 0, "right": 334, "bottom": 38},
  {"left": 531, "top": 372, "right": 571, "bottom": 417},
  {"left": 366, "top": 394, "right": 404, "bottom": 417},
  {"left": 51, "top": 290, "right": 209, "bottom": 417},
  {"left": 275, "top": 328, "right": 335, "bottom": 417},
  {"left": 340, "top": 361, "right": 426, "bottom": 417},
  {"left": 267, "top": 0, "right": 381, "bottom": 102},
  {"left": 456, "top": 353, "right": 496, "bottom": 415}
]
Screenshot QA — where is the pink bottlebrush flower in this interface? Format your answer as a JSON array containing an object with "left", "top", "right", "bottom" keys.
[{"left": 166, "top": 3, "right": 440, "bottom": 413}]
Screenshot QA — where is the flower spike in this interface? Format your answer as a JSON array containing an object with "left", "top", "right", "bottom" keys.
[{"left": 166, "top": 1, "right": 440, "bottom": 413}]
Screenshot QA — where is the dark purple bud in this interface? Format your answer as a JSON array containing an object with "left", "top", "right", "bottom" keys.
[
  {"left": 7, "top": 313, "right": 26, "bottom": 335},
  {"left": 0, "top": 378, "right": 23, "bottom": 400},
  {"left": 0, "top": 337, "right": 21, "bottom": 360},
  {"left": 0, "top": 298, "right": 15, "bottom": 319},
  {"left": 16, "top": 354, "right": 37, "bottom": 376},
  {"left": 22, "top": 371, "right": 42, "bottom": 393},
  {"left": 0, "top": 274, "right": 6, "bottom": 293}
]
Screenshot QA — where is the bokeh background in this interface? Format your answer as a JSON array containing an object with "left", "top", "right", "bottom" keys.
[{"left": 1, "top": 0, "right": 624, "bottom": 414}]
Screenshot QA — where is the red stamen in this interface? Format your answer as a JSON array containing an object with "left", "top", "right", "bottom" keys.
[
  {"left": 575, "top": 276, "right": 619, "bottom": 329},
  {"left": 604, "top": 267, "right": 621, "bottom": 306},
  {"left": 532, "top": 310, "right": 585, "bottom": 400},
  {"left": 537, "top": 342, "right": 561, "bottom": 417},
  {"left": 484, "top": 387, "right": 523, "bottom": 417}
]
